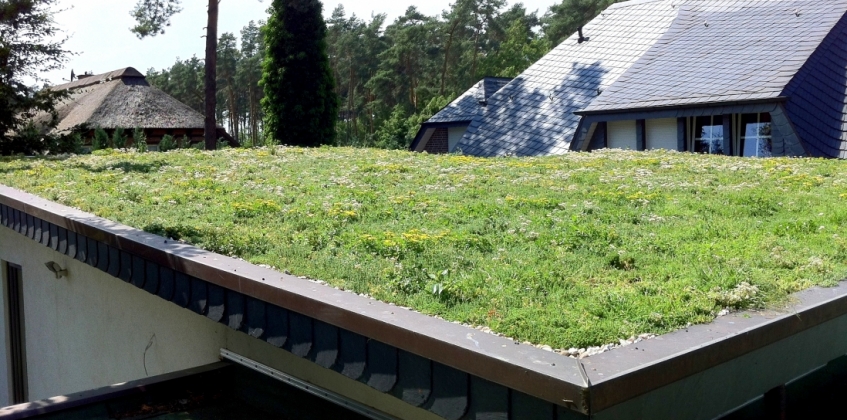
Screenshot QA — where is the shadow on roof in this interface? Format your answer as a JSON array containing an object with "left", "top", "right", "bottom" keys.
[
  {"left": 783, "top": 12, "right": 847, "bottom": 158},
  {"left": 460, "top": 61, "right": 608, "bottom": 157}
]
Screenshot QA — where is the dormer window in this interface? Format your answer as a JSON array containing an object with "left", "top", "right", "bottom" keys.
[
  {"left": 740, "top": 113, "right": 772, "bottom": 157},
  {"left": 693, "top": 116, "right": 724, "bottom": 154}
]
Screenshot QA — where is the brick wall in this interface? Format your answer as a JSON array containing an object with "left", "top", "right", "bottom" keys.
[{"left": 424, "top": 128, "right": 449, "bottom": 154}]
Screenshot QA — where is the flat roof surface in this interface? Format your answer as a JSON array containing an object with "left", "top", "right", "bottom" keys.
[{"left": 3, "top": 149, "right": 847, "bottom": 416}]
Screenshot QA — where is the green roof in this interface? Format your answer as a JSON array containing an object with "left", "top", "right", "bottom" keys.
[{"left": 2, "top": 147, "right": 846, "bottom": 349}]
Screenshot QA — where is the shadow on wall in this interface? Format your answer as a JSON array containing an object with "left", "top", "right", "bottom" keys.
[
  {"left": 782, "top": 12, "right": 847, "bottom": 158},
  {"left": 460, "top": 61, "right": 608, "bottom": 157}
]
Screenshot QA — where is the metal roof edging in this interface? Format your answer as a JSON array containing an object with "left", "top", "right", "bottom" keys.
[{"left": 576, "top": 97, "right": 789, "bottom": 117}]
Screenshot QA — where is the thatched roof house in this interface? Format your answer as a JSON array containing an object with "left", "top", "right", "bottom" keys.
[{"left": 45, "top": 67, "right": 236, "bottom": 148}]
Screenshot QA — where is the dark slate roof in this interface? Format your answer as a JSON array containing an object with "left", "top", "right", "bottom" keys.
[
  {"left": 456, "top": 0, "right": 681, "bottom": 156},
  {"left": 583, "top": 0, "right": 847, "bottom": 114},
  {"left": 427, "top": 77, "right": 512, "bottom": 124},
  {"left": 782, "top": 10, "right": 847, "bottom": 158}
]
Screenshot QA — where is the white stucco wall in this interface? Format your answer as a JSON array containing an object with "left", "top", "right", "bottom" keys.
[
  {"left": 0, "top": 225, "right": 227, "bottom": 402},
  {"left": 645, "top": 118, "right": 679, "bottom": 151},
  {"left": 607, "top": 120, "right": 637, "bottom": 150},
  {"left": 0, "top": 224, "right": 437, "bottom": 419},
  {"left": 448, "top": 126, "right": 467, "bottom": 152}
]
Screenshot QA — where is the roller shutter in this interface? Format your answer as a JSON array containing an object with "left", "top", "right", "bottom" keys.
[
  {"left": 607, "top": 120, "right": 637, "bottom": 150},
  {"left": 646, "top": 118, "right": 678, "bottom": 150}
]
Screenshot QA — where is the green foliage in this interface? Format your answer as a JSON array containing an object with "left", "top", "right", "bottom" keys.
[
  {"left": 6, "top": 121, "right": 43, "bottom": 154},
  {"left": 93, "top": 127, "right": 109, "bottom": 151},
  {"left": 147, "top": 57, "right": 205, "bottom": 114},
  {"left": 262, "top": 0, "right": 338, "bottom": 146},
  {"left": 45, "top": 131, "right": 84, "bottom": 155},
  {"left": 178, "top": 135, "right": 190, "bottom": 149},
  {"left": 111, "top": 127, "right": 126, "bottom": 149},
  {"left": 141, "top": 0, "right": 631, "bottom": 150},
  {"left": 133, "top": 127, "right": 147, "bottom": 152},
  {"left": 217, "top": 32, "right": 242, "bottom": 141},
  {"left": 406, "top": 96, "right": 451, "bottom": 138},
  {"left": 3, "top": 149, "right": 847, "bottom": 349},
  {"left": 129, "top": 0, "right": 182, "bottom": 38},
  {"left": 0, "top": 0, "right": 69, "bottom": 155},
  {"left": 238, "top": 21, "right": 266, "bottom": 146},
  {"left": 69, "top": 132, "right": 84, "bottom": 154},
  {"left": 147, "top": 22, "right": 266, "bottom": 146},
  {"left": 147, "top": 0, "right": 550, "bottom": 148},
  {"left": 373, "top": 106, "right": 412, "bottom": 149},
  {"left": 159, "top": 134, "right": 176, "bottom": 152},
  {"left": 0, "top": 122, "right": 80, "bottom": 156},
  {"left": 340, "top": 96, "right": 450, "bottom": 149},
  {"left": 479, "top": 19, "right": 549, "bottom": 77}
]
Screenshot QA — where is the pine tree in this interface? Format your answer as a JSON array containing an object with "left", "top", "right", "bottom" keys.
[
  {"left": 262, "top": 0, "right": 337, "bottom": 146},
  {"left": 0, "top": 0, "right": 69, "bottom": 155},
  {"left": 131, "top": 0, "right": 220, "bottom": 150},
  {"left": 93, "top": 127, "right": 109, "bottom": 151}
]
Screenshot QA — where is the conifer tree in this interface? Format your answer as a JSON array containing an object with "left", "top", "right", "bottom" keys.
[
  {"left": 131, "top": 0, "right": 220, "bottom": 150},
  {"left": 0, "top": 0, "right": 69, "bottom": 155},
  {"left": 262, "top": 0, "right": 337, "bottom": 146}
]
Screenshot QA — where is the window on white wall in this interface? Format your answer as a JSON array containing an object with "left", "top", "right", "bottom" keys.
[
  {"left": 692, "top": 116, "right": 724, "bottom": 154},
  {"left": 4, "top": 262, "right": 27, "bottom": 404},
  {"left": 740, "top": 113, "right": 773, "bottom": 157}
]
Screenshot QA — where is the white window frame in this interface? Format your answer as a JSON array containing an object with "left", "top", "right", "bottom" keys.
[{"left": 739, "top": 113, "right": 773, "bottom": 158}]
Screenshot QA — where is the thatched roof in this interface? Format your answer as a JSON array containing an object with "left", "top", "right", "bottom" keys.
[
  {"left": 45, "top": 67, "right": 208, "bottom": 134},
  {"left": 50, "top": 67, "right": 146, "bottom": 92}
]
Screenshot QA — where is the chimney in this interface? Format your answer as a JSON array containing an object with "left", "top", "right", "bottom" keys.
[{"left": 578, "top": 27, "right": 589, "bottom": 43}]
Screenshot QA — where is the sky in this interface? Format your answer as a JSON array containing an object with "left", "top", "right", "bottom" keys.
[{"left": 39, "top": 0, "right": 559, "bottom": 86}]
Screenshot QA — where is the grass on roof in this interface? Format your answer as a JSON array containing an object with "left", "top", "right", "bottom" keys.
[{"left": 2, "top": 147, "right": 847, "bottom": 349}]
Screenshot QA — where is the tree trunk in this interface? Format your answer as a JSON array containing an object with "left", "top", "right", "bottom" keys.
[
  {"left": 348, "top": 54, "right": 355, "bottom": 134},
  {"left": 250, "top": 86, "right": 258, "bottom": 145},
  {"left": 439, "top": 20, "right": 460, "bottom": 96},
  {"left": 228, "top": 86, "right": 237, "bottom": 142},
  {"left": 471, "top": 26, "right": 481, "bottom": 81},
  {"left": 204, "top": 0, "right": 219, "bottom": 150}
]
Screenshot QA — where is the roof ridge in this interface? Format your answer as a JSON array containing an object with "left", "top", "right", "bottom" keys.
[
  {"left": 50, "top": 67, "right": 146, "bottom": 92},
  {"left": 607, "top": 0, "right": 669, "bottom": 11}
]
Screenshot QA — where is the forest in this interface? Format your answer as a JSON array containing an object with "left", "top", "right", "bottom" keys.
[{"left": 145, "top": 0, "right": 619, "bottom": 149}]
